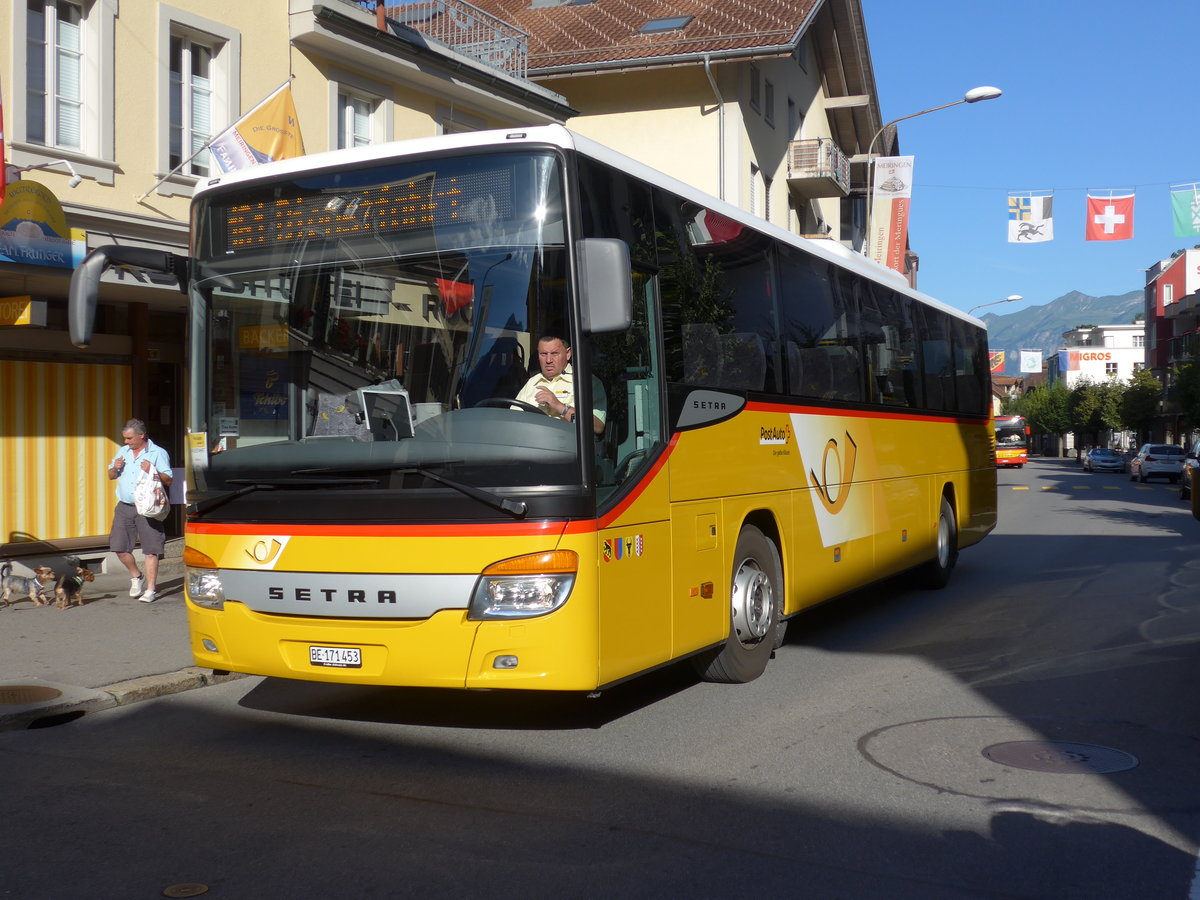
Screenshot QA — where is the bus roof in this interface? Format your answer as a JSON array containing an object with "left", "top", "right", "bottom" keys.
[{"left": 192, "top": 124, "right": 983, "bottom": 328}]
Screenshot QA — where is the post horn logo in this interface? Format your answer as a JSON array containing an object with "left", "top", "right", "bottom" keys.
[
  {"left": 245, "top": 538, "right": 286, "bottom": 566},
  {"left": 809, "top": 432, "right": 858, "bottom": 514}
]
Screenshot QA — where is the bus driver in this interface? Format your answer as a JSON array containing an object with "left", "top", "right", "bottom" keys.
[{"left": 515, "top": 334, "right": 606, "bottom": 435}]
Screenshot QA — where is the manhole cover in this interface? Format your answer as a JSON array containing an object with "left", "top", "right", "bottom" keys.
[
  {"left": 0, "top": 685, "right": 63, "bottom": 706},
  {"left": 982, "top": 740, "right": 1138, "bottom": 774}
]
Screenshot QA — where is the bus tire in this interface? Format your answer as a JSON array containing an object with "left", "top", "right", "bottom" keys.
[
  {"left": 921, "top": 495, "right": 958, "bottom": 590},
  {"left": 694, "top": 525, "right": 780, "bottom": 684}
]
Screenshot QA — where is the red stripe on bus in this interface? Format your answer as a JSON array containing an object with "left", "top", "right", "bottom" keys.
[{"left": 745, "top": 399, "right": 984, "bottom": 425}]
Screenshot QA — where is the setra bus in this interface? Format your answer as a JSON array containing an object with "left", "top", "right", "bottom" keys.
[
  {"left": 994, "top": 415, "right": 1031, "bottom": 467},
  {"left": 69, "top": 126, "right": 996, "bottom": 689}
]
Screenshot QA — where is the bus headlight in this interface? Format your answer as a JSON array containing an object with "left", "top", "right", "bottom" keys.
[
  {"left": 187, "top": 568, "right": 226, "bottom": 610},
  {"left": 469, "top": 550, "right": 577, "bottom": 620},
  {"left": 183, "top": 546, "right": 225, "bottom": 610}
]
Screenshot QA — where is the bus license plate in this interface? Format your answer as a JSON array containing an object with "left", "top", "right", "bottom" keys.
[{"left": 309, "top": 645, "right": 362, "bottom": 668}]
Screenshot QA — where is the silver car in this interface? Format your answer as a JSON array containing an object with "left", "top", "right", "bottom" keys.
[
  {"left": 1084, "top": 447, "right": 1125, "bottom": 473},
  {"left": 1128, "top": 443, "right": 1185, "bottom": 483}
]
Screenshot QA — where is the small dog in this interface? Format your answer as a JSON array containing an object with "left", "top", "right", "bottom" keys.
[
  {"left": 1, "top": 563, "right": 57, "bottom": 608},
  {"left": 55, "top": 567, "right": 97, "bottom": 609}
]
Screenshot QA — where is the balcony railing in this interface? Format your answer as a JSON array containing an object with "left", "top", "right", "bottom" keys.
[
  {"left": 1167, "top": 332, "right": 1199, "bottom": 363},
  {"left": 786, "top": 138, "right": 851, "bottom": 198},
  {"left": 350, "top": 0, "right": 529, "bottom": 81}
]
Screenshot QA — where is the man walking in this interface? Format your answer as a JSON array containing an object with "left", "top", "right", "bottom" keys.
[{"left": 107, "top": 418, "right": 173, "bottom": 603}]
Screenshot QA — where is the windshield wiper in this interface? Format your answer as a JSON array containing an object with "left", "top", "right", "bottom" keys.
[
  {"left": 190, "top": 476, "right": 379, "bottom": 518},
  {"left": 294, "top": 465, "right": 527, "bottom": 518}
]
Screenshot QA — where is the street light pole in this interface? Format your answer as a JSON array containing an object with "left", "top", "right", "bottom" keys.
[
  {"left": 968, "top": 294, "right": 1023, "bottom": 316},
  {"left": 863, "top": 86, "right": 1002, "bottom": 257}
]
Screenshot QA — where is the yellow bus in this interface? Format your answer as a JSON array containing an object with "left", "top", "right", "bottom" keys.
[{"left": 70, "top": 126, "right": 996, "bottom": 690}]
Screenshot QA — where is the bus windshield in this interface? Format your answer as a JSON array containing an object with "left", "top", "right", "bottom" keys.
[
  {"left": 995, "top": 424, "right": 1027, "bottom": 446},
  {"left": 187, "top": 150, "right": 582, "bottom": 518}
]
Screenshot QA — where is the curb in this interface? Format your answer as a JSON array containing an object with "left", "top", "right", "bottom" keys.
[{"left": 0, "top": 668, "right": 247, "bottom": 732}]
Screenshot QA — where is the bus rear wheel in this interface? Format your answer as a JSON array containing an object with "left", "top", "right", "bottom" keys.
[
  {"left": 694, "top": 525, "right": 780, "bottom": 684},
  {"left": 921, "top": 495, "right": 958, "bottom": 590}
]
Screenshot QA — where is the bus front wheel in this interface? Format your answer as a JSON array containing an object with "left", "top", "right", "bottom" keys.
[
  {"left": 921, "top": 495, "right": 958, "bottom": 590},
  {"left": 694, "top": 525, "right": 780, "bottom": 684}
]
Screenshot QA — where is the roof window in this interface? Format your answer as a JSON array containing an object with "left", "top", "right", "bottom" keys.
[{"left": 640, "top": 15, "right": 693, "bottom": 33}]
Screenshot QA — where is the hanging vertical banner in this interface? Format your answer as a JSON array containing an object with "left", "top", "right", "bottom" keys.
[
  {"left": 1085, "top": 192, "right": 1134, "bottom": 241},
  {"left": 989, "top": 350, "right": 1006, "bottom": 373},
  {"left": 1019, "top": 350, "right": 1043, "bottom": 374},
  {"left": 1170, "top": 184, "right": 1200, "bottom": 238},
  {"left": 869, "top": 156, "right": 914, "bottom": 273},
  {"left": 1007, "top": 192, "right": 1054, "bottom": 242},
  {"left": 209, "top": 82, "right": 306, "bottom": 174}
]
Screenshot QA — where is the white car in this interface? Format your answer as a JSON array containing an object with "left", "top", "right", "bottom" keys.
[{"left": 1128, "top": 443, "right": 1186, "bottom": 483}]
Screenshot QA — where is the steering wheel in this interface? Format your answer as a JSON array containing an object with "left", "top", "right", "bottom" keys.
[{"left": 474, "top": 397, "right": 544, "bottom": 414}]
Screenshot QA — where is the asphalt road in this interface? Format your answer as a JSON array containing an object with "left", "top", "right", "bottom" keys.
[{"left": 2, "top": 457, "right": 1198, "bottom": 899}]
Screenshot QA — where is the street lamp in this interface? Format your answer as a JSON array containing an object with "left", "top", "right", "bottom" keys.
[
  {"left": 968, "top": 294, "right": 1023, "bottom": 316},
  {"left": 864, "top": 86, "right": 1002, "bottom": 255},
  {"left": 4, "top": 158, "right": 84, "bottom": 188}
]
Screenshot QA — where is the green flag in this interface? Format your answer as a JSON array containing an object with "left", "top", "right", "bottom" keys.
[{"left": 1171, "top": 187, "right": 1200, "bottom": 237}]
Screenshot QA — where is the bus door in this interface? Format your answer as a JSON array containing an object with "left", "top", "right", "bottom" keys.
[{"left": 592, "top": 271, "right": 672, "bottom": 684}]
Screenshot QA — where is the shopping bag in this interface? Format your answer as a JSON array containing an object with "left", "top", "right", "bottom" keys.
[{"left": 133, "top": 462, "right": 171, "bottom": 520}]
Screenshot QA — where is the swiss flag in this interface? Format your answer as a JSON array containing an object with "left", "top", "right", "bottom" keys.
[{"left": 1086, "top": 193, "right": 1134, "bottom": 241}]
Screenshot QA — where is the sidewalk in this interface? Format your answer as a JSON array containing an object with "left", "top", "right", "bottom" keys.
[{"left": 0, "top": 539, "right": 242, "bottom": 730}]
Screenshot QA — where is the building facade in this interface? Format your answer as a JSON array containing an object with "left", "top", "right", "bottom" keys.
[
  {"left": 1047, "top": 324, "right": 1146, "bottom": 390},
  {"left": 474, "top": 0, "right": 885, "bottom": 261},
  {"left": 1143, "top": 248, "right": 1200, "bottom": 443}
]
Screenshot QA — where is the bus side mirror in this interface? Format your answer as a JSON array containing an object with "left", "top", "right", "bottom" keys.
[
  {"left": 69, "top": 245, "right": 188, "bottom": 348},
  {"left": 576, "top": 238, "right": 632, "bottom": 335}
]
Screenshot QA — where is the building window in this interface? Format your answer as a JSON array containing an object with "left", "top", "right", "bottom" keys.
[
  {"left": 1105, "top": 362, "right": 1118, "bottom": 376},
  {"left": 337, "top": 92, "right": 374, "bottom": 149},
  {"left": 170, "top": 35, "right": 214, "bottom": 175},
  {"left": 787, "top": 98, "right": 800, "bottom": 138},
  {"left": 25, "top": 0, "right": 84, "bottom": 151},
  {"left": 749, "top": 65, "right": 761, "bottom": 112},
  {"left": 11, "top": 0, "right": 117, "bottom": 182},
  {"left": 764, "top": 80, "right": 775, "bottom": 127},
  {"left": 1133, "top": 334, "right": 1145, "bottom": 348},
  {"left": 154, "top": 8, "right": 239, "bottom": 195},
  {"left": 640, "top": 15, "right": 693, "bottom": 33},
  {"left": 1164, "top": 284, "right": 1174, "bottom": 304}
]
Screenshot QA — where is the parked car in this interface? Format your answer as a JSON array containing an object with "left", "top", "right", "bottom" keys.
[
  {"left": 1083, "top": 447, "right": 1125, "bottom": 473},
  {"left": 1128, "top": 443, "right": 1186, "bottom": 483},
  {"left": 1181, "top": 440, "right": 1200, "bottom": 500}
]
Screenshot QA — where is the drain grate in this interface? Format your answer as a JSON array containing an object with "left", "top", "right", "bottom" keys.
[
  {"left": 982, "top": 740, "right": 1138, "bottom": 774},
  {"left": 0, "top": 685, "right": 63, "bottom": 706}
]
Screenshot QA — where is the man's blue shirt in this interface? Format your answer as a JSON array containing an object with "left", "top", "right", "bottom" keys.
[{"left": 112, "top": 438, "right": 171, "bottom": 504}]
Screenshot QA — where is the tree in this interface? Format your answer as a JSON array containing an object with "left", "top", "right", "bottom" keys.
[
  {"left": 1069, "top": 378, "right": 1124, "bottom": 447},
  {"left": 1118, "top": 369, "right": 1163, "bottom": 445},
  {"left": 1174, "top": 359, "right": 1200, "bottom": 435},
  {"left": 1023, "top": 381, "right": 1071, "bottom": 451}
]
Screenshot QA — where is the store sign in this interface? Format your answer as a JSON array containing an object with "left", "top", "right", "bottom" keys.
[
  {"left": 0, "top": 295, "right": 46, "bottom": 326},
  {"left": 0, "top": 180, "right": 86, "bottom": 269}
]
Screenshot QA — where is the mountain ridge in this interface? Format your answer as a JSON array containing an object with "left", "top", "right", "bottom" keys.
[{"left": 980, "top": 289, "right": 1143, "bottom": 375}]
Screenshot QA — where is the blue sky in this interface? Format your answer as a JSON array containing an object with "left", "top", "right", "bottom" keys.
[{"left": 860, "top": 0, "right": 1199, "bottom": 317}]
